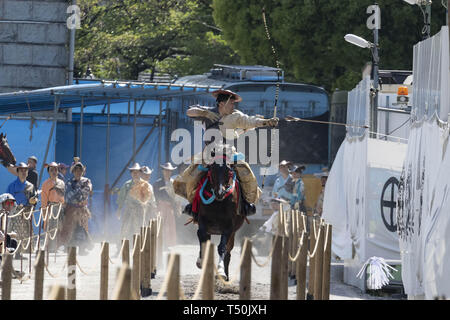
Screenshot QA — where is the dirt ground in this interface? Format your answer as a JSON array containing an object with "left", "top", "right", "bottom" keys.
[{"left": 4, "top": 238, "right": 395, "bottom": 300}]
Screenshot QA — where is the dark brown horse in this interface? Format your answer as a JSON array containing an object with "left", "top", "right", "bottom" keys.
[
  {"left": 0, "top": 133, "right": 16, "bottom": 167},
  {"left": 195, "top": 156, "right": 245, "bottom": 281}
]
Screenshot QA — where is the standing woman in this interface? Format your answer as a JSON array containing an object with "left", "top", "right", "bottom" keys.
[
  {"left": 154, "top": 162, "right": 178, "bottom": 249},
  {"left": 140, "top": 166, "right": 157, "bottom": 225},
  {"left": 41, "top": 162, "right": 65, "bottom": 252},
  {"left": 116, "top": 163, "right": 152, "bottom": 246},
  {"left": 60, "top": 158, "right": 93, "bottom": 255}
]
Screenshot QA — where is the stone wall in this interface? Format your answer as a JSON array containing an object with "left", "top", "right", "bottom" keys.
[{"left": 0, "top": 0, "right": 69, "bottom": 93}]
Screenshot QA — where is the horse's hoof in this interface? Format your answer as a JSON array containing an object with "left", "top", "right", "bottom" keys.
[{"left": 196, "top": 258, "right": 202, "bottom": 269}]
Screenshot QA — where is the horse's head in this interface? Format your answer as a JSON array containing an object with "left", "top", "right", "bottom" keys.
[
  {"left": 0, "top": 133, "right": 16, "bottom": 167},
  {"left": 208, "top": 157, "right": 234, "bottom": 202}
]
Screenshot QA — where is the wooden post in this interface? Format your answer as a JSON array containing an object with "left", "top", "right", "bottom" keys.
[
  {"left": 322, "top": 224, "right": 332, "bottom": 300},
  {"left": 239, "top": 238, "right": 252, "bottom": 300},
  {"left": 1, "top": 252, "right": 13, "bottom": 300},
  {"left": 290, "top": 210, "right": 298, "bottom": 279},
  {"left": 270, "top": 235, "right": 282, "bottom": 300},
  {"left": 150, "top": 219, "right": 157, "bottom": 277},
  {"left": 296, "top": 231, "right": 308, "bottom": 300},
  {"left": 100, "top": 242, "right": 109, "bottom": 300},
  {"left": 122, "top": 238, "right": 130, "bottom": 266},
  {"left": 34, "top": 250, "right": 45, "bottom": 300},
  {"left": 280, "top": 236, "right": 289, "bottom": 300},
  {"left": 201, "top": 240, "right": 214, "bottom": 300},
  {"left": 112, "top": 264, "right": 132, "bottom": 300},
  {"left": 157, "top": 217, "right": 163, "bottom": 270},
  {"left": 139, "top": 226, "right": 145, "bottom": 291},
  {"left": 132, "top": 234, "right": 141, "bottom": 300},
  {"left": 48, "top": 285, "right": 66, "bottom": 300},
  {"left": 307, "top": 219, "right": 317, "bottom": 299},
  {"left": 166, "top": 253, "right": 180, "bottom": 300},
  {"left": 314, "top": 223, "right": 325, "bottom": 300},
  {"left": 67, "top": 246, "right": 76, "bottom": 300},
  {"left": 140, "top": 226, "right": 152, "bottom": 297}
]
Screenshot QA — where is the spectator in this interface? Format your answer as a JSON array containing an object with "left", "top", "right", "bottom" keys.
[
  {"left": 59, "top": 158, "right": 93, "bottom": 255},
  {"left": 0, "top": 193, "right": 19, "bottom": 255},
  {"left": 6, "top": 162, "right": 37, "bottom": 255}
]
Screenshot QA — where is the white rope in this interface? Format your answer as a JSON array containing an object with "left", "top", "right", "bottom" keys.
[{"left": 307, "top": 226, "right": 322, "bottom": 259}]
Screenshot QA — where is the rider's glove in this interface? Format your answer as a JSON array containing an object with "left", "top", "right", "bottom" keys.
[{"left": 263, "top": 117, "right": 279, "bottom": 127}]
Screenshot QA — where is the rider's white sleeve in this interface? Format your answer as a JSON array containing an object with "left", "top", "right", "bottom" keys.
[{"left": 222, "top": 110, "right": 266, "bottom": 130}]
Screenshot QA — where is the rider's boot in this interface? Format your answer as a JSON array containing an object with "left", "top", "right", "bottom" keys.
[
  {"left": 242, "top": 199, "right": 256, "bottom": 217},
  {"left": 183, "top": 203, "right": 198, "bottom": 222}
]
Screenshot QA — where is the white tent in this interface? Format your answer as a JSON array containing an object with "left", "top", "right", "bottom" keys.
[{"left": 323, "top": 135, "right": 407, "bottom": 290}]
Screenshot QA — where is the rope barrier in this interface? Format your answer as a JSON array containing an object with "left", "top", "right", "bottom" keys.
[
  {"left": 308, "top": 226, "right": 322, "bottom": 259},
  {"left": 140, "top": 227, "right": 149, "bottom": 253},
  {"left": 288, "top": 231, "right": 305, "bottom": 262},
  {"left": 250, "top": 238, "right": 277, "bottom": 268},
  {"left": 44, "top": 261, "right": 67, "bottom": 279},
  {"left": 323, "top": 223, "right": 330, "bottom": 251}
]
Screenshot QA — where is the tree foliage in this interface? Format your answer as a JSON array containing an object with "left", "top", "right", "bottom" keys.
[
  {"left": 75, "top": 0, "right": 239, "bottom": 80},
  {"left": 213, "top": 0, "right": 447, "bottom": 91}
]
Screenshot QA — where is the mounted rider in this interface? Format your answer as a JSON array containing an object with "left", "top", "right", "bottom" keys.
[{"left": 173, "top": 89, "right": 279, "bottom": 219}]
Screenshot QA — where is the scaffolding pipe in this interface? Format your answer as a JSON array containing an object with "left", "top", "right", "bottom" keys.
[
  {"left": 104, "top": 99, "right": 111, "bottom": 237},
  {"left": 133, "top": 99, "right": 137, "bottom": 162},
  {"left": 38, "top": 96, "right": 60, "bottom": 188},
  {"left": 79, "top": 96, "right": 84, "bottom": 159},
  {"left": 158, "top": 100, "right": 162, "bottom": 169}
]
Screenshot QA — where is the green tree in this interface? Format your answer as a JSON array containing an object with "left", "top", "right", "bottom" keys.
[
  {"left": 75, "top": 0, "right": 239, "bottom": 80},
  {"left": 213, "top": 0, "right": 447, "bottom": 91}
]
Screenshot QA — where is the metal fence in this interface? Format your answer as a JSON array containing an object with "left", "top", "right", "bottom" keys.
[{"left": 412, "top": 26, "right": 449, "bottom": 122}]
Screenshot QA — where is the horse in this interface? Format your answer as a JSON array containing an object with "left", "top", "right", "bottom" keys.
[
  {"left": 0, "top": 133, "right": 16, "bottom": 167},
  {"left": 195, "top": 154, "right": 245, "bottom": 281}
]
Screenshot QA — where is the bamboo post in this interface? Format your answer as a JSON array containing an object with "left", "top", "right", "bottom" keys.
[
  {"left": 322, "top": 224, "right": 332, "bottom": 300},
  {"left": 100, "top": 241, "right": 109, "bottom": 300},
  {"left": 296, "top": 230, "right": 308, "bottom": 300},
  {"left": 270, "top": 235, "right": 282, "bottom": 300},
  {"left": 49, "top": 285, "right": 66, "bottom": 300},
  {"left": 34, "top": 250, "right": 45, "bottom": 300},
  {"left": 314, "top": 223, "right": 325, "bottom": 300},
  {"left": 1, "top": 252, "right": 13, "bottom": 300},
  {"left": 239, "top": 238, "right": 252, "bottom": 300},
  {"left": 166, "top": 253, "right": 180, "bottom": 300},
  {"left": 201, "top": 240, "right": 214, "bottom": 300},
  {"left": 307, "top": 219, "right": 317, "bottom": 299},
  {"left": 141, "top": 226, "right": 152, "bottom": 297},
  {"left": 132, "top": 234, "right": 141, "bottom": 300},
  {"left": 150, "top": 219, "right": 157, "bottom": 277},
  {"left": 112, "top": 264, "right": 132, "bottom": 300},
  {"left": 122, "top": 238, "right": 130, "bottom": 266},
  {"left": 280, "top": 235, "right": 289, "bottom": 300},
  {"left": 290, "top": 210, "right": 298, "bottom": 279},
  {"left": 67, "top": 246, "right": 76, "bottom": 300}
]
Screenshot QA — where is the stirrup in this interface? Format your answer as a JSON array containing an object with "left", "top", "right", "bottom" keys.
[{"left": 182, "top": 204, "right": 193, "bottom": 217}]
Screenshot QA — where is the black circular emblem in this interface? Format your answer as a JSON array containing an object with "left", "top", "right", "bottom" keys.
[{"left": 380, "top": 177, "right": 399, "bottom": 232}]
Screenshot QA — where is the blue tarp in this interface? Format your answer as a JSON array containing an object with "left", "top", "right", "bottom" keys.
[
  {"left": 56, "top": 117, "right": 166, "bottom": 236},
  {"left": 0, "top": 119, "right": 56, "bottom": 234}
]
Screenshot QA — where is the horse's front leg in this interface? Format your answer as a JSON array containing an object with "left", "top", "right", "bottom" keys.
[
  {"left": 196, "top": 223, "right": 210, "bottom": 269},
  {"left": 217, "top": 232, "right": 231, "bottom": 278},
  {"left": 223, "top": 232, "right": 236, "bottom": 281}
]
